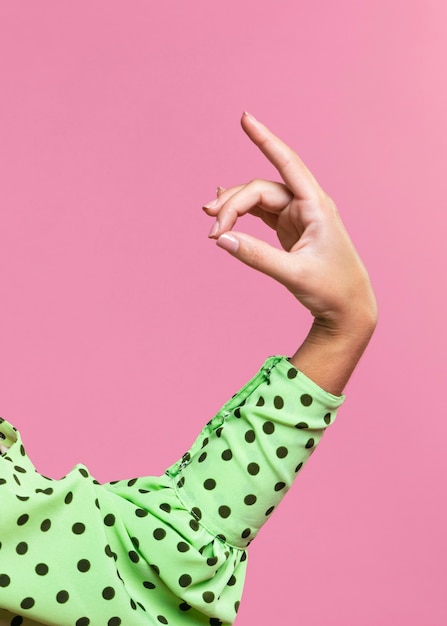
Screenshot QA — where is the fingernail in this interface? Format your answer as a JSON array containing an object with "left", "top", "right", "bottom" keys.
[
  {"left": 204, "top": 198, "right": 219, "bottom": 209},
  {"left": 216, "top": 233, "right": 239, "bottom": 253},
  {"left": 216, "top": 186, "right": 224, "bottom": 194},
  {"left": 208, "top": 220, "right": 220, "bottom": 238}
]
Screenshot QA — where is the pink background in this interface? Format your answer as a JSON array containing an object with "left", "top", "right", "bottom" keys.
[{"left": 1, "top": 1, "right": 446, "bottom": 624}]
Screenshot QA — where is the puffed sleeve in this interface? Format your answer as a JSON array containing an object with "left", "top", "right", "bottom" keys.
[{"left": 165, "top": 356, "right": 345, "bottom": 549}]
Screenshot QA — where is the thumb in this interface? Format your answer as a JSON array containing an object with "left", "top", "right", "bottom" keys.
[{"left": 216, "top": 231, "right": 292, "bottom": 286}]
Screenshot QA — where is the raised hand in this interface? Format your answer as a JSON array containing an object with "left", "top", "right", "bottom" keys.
[{"left": 203, "top": 113, "right": 377, "bottom": 394}]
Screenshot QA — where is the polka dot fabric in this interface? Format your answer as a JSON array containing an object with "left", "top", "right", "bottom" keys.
[{"left": 0, "top": 357, "right": 344, "bottom": 626}]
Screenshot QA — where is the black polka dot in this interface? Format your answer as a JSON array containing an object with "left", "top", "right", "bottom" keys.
[
  {"left": 274, "top": 481, "right": 286, "bottom": 491},
  {"left": 131, "top": 537, "right": 140, "bottom": 548},
  {"left": 64, "top": 491, "right": 73, "bottom": 504},
  {"left": 160, "top": 503, "right": 171, "bottom": 513},
  {"left": 36, "top": 487, "right": 54, "bottom": 495},
  {"left": 135, "top": 508, "right": 148, "bottom": 517},
  {"left": 179, "top": 602, "right": 191, "bottom": 611},
  {"left": 129, "top": 551, "right": 139, "bottom": 563},
  {"left": 177, "top": 541, "right": 190, "bottom": 553},
  {"left": 77, "top": 559, "right": 91, "bottom": 572},
  {"left": 210, "top": 619, "right": 223, "bottom": 626},
  {"left": 204, "top": 478, "right": 216, "bottom": 490},
  {"left": 207, "top": 556, "right": 218, "bottom": 566},
  {"left": 305, "top": 438, "right": 315, "bottom": 449},
  {"left": 244, "top": 494, "right": 257, "bottom": 505},
  {"left": 234, "top": 408, "right": 241, "bottom": 418},
  {"left": 295, "top": 462, "right": 303, "bottom": 473},
  {"left": 216, "top": 427, "right": 223, "bottom": 437},
  {"left": 241, "top": 528, "right": 251, "bottom": 538},
  {"left": 201, "top": 437, "right": 209, "bottom": 448},
  {"left": 16, "top": 541, "right": 28, "bottom": 555},
  {"left": 189, "top": 519, "right": 199, "bottom": 531},
  {"left": 104, "top": 514, "right": 115, "bottom": 526},
  {"left": 247, "top": 462, "right": 260, "bottom": 475},
  {"left": 287, "top": 367, "right": 298, "bottom": 379},
  {"left": 20, "top": 597, "right": 35, "bottom": 609},
  {"left": 17, "top": 514, "right": 29, "bottom": 526},
  {"left": 0, "top": 573, "right": 11, "bottom": 586},
  {"left": 157, "top": 616, "right": 168, "bottom": 624},
  {"left": 295, "top": 422, "right": 309, "bottom": 429},
  {"left": 153, "top": 528, "right": 166, "bottom": 540},
  {"left": 102, "top": 586, "right": 115, "bottom": 600},
  {"left": 203, "top": 591, "right": 215, "bottom": 603},
  {"left": 56, "top": 590, "right": 69, "bottom": 603},
  {"left": 72, "top": 523, "right": 85, "bottom": 534},
  {"left": 127, "top": 477, "right": 138, "bottom": 486},
  {"left": 235, "top": 600, "right": 240, "bottom": 612},
  {"left": 14, "top": 465, "right": 26, "bottom": 473},
  {"left": 40, "top": 519, "right": 51, "bottom": 534},
  {"left": 324, "top": 412, "right": 332, "bottom": 424},
  {"left": 35, "top": 562, "right": 49, "bottom": 575},
  {"left": 143, "top": 580, "right": 156, "bottom": 589},
  {"left": 221, "top": 449, "right": 232, "bottom": 461},
  {"left": 274, "top": 395, "right": 284, "bottom": 409},
  {"left": 76, "top": 619, "right": 90, "bottom": 626},
  {"left": 218, "top": 505, "right": 231, "bottom": 518},
  {"left": 191, "top": 507, "right": 202, "bottom": 520},
  {"left": 227, "top": 575, "right": 236, "bottom": 586},
  {"left": 265, "top": 505, "right": 275, "bottom": 516},
  {"left": 276, "top": 446, "right": 288, "bottom": 458},
  {"left": 108, "top": 619, "right": 121, "bottom": 626},
  {"left": 198, "top": 452, "right": 207, "bottom": 463},
  {"left": 256, "top": 396, "right": 265, "bottom": 406},
  {"left": 300, "top": 393, "right": 313, "bottom": 406},
  {"left": 78, "top": 468, "right": 89, "bottom": 478},
  {"left": 105, "top": 544, "right": 113, "bottom": 558},
  {"left": 262, "top": 421, "right": 275, "bottom": 434},
  {"left": 244, "top": 429, "right": 255, "bottom": 443},
  {"left": 179, "top": 574, "right": 192, "bottom": 587},
  {"left": 176, "top": 477, "right": 185, "bottom": 489}
]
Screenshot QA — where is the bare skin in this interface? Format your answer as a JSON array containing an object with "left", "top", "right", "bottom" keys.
[{"left": 203, "top": 112, "right": 377, "bottom": 396}]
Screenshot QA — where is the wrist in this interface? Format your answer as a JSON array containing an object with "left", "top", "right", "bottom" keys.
[
  {"left": 289, "top": 314, "right": 376, "bottom": 396},
  {"left": 308, "top": 310, "right": 377, "bottom": 348}
]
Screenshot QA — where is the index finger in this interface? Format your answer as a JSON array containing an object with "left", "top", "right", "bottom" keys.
[{"left": 240, "top": 112, "right": 323, "bottom": 200}]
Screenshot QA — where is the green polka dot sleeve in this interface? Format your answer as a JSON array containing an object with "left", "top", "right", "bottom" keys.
[{"left": 0, "top": 356, "right": 344, "bottom": 626}]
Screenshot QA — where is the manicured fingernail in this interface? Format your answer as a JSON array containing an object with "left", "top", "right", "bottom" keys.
[
  {"left": 216, "top": 233, "right": 239, "bottom": 253},
  {"left": 204, "top": 198, "right": 219, "bottom": 209},
  {"left": 208, "top": 220, "right": 220, "bottom": 238}
]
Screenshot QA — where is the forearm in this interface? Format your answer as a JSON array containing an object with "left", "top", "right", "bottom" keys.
[{"left": 290, "top": 315, "right": 377, "bottom": 396}]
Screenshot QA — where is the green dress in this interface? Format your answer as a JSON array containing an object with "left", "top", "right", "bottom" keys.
[{"left": 0, "top": 356, "right": 344, "bottom": 626}]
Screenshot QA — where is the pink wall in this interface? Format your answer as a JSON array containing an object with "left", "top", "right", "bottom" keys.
[{"left": 1, "top": 1, "right": 446, "bottom": 624}]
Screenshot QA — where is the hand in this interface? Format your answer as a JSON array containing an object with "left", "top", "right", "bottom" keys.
[
  {"left": 203, "top": 113, "right": 377, "bottom": 394},
  {"left": 203, "top": 112, "right": 377, "bottom": 342}
]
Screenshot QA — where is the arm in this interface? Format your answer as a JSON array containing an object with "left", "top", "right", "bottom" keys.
[{"left": 204, "top": 112, "right": 377, "bottom": 395}]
